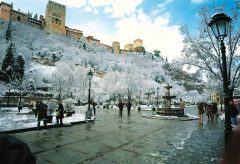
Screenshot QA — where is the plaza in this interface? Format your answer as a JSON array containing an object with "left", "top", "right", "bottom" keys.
[{"left": 9, "top": 107, "right": 224, "bottom": 164}]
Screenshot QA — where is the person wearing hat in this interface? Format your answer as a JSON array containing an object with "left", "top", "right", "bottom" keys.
[{"left": 56, "top": 101, "right": 64, "bottom": 126}]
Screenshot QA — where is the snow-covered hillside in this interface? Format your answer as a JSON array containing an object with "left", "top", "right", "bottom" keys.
[{"left": 0, "top": 20, "right": 207, "bottom": 103}]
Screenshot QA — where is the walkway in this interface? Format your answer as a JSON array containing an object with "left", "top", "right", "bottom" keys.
[{"left": 11, "top": 107, "right": 224, "bottom": 164}]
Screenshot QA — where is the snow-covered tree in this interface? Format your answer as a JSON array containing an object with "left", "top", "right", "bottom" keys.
[
  {"left": 0, "top": 20, "right": 209, "bottom": 104},
  {"left": 180, "top": 3, "right": 240, "bottom": 99},
  {"left": 14, "top": 53, "right": 25, "bottom": 81},
  {"left": 2, "top": 40, "right": 15, "bottom": 82},
  {"left": 5, "top": 20, "right": 12, "bottom": 43},
  {"left": 12, "top": 79, "right": 31, "bottom": 110}
]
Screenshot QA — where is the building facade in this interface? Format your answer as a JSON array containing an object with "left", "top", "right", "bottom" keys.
[{"left": 210, "top": 91, "right": 221, "bottom": 103}]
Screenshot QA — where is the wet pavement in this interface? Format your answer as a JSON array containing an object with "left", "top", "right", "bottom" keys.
[{"left": 11, "top": 106, "right": 224, "bottom": 164}]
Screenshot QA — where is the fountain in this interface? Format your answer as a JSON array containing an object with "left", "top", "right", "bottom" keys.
[
  {"left": 142, "top": 84, "right": 197, "bottom": 120},
  {"left": 156, "top": 84, "right": 184, "bottom": 116}
]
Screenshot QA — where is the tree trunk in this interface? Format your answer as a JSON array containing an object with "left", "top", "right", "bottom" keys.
[
  {"left": 58, "top": 93, "right": 61, "bottom": 101},
  {"left": 229, "top": 88, "right": 234, "bottom": 101},
  {"left": 18, "top": 93, "right": 22, "bottom": 112},
  {"left": 138, "top": 91, "right": 141, "bottom": 105},
  {"left": 7, "top": 88, "right": 10, "bottom": 107}
]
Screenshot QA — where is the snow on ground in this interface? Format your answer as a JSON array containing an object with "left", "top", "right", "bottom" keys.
[
  {"left": 0, "top": 106, "right": 88, "bottom": 131},
  {"left": 142, "top": 113, "right": 198, "bottom": 121}
]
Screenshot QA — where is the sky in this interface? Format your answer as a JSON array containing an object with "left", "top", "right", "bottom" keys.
[{"left": 0, "top": 0, "right": 235, "bottom": 61}]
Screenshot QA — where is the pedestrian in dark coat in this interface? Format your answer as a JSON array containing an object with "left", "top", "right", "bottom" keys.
[
  {"left": 118, "top": 100, "right": 124, "bottom": 117},
  {"left": 197, "top": 102, "right": 205, "bottom": 124},
  {"left": 206, "top": 104, "right": 213, "bottom": 120},
  {"left": 91, "top": 99, "right": 97, "bottom": 115},
  {"left": 230, "top": 101, "right": 238, "bottom": 125},
  {"left": 36, "top": 101, "right": 47, "bottom": 129},
  {"left": 126, "top": 101, "right": 132, "bottom": 116},
  {"left": 56, "top": 101, "right": 64, "bottom": 126},
  {"left": 212, "top": 103, "right": 218, "bottom": 120}
]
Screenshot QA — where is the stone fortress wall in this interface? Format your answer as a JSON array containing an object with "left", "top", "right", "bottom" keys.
[{"left": 0, "top": 0, "right": 144, "bottom": 54}]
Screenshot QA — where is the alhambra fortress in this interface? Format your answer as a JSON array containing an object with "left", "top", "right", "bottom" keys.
[{"left": 0, "top": 0, "right": 144, "bottom": 54}]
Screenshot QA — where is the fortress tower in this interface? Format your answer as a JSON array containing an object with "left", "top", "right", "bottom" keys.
[
  {"left": 45, "top": 0, "right": 66, "bottom": 35},
  {"left": 112, "top": 41, "right": 120, "bottom": 54},
  {"left": 133, "top": 39, "right": 143, "bottom": 50},
  {"left": 0, "top": 2, "right": 12, "bottom": 21}
]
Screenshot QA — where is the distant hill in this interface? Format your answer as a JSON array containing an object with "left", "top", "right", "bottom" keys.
[{"left": 0, "top": 20, "right": 207, "bottom": 103}]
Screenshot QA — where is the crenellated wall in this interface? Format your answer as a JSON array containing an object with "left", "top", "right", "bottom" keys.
[{"left": 0, "top": 1, "right": 144, "bottom": 55}]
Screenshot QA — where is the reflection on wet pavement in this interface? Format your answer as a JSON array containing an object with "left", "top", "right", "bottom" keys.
[{"left": 10, "top": 107, "right": 224, "bottom": 164}]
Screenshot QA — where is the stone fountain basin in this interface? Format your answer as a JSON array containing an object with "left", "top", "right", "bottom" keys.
[
  {"left": 142, "top": 114, "right": 198, "bottom": 121},
  {"left": 156, "top": 107, "right": 184, "bottom": 117},
  {"left": 162, "top": 96, "right": 176, "bottom": 99}
]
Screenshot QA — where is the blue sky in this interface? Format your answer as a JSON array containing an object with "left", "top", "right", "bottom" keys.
[{"left": 0, "top": 0, "right": 234, "bottom": 60}]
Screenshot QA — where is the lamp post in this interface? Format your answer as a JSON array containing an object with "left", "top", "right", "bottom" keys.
[
  {"left": 208, "top": 13, "right": 232, "bottom": 148},
  {"left": 87, "top": 70, "right": 94, "bottom": 114},
  {"left": 156, "top": 87, "right": 159, "bottom": 109}
]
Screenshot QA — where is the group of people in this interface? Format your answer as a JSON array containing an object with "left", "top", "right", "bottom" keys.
[
  {"left": 197, "top": 102, "right": 218, "bottom": 124},
  {"left": 86, "top": 99, "right": 97, "bottom": 119},
  {"left": 35, "top": 101, "right": 64, "bottom": 129},
  {"left": 118, "top": 100, "right": 132, "bottom": 117},
  {"left": 197, "top": 100, "right": 238, "bottom": 125}
]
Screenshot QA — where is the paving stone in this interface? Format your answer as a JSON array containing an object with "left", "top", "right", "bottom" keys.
[
  {"left": 9, "top": 107, "right": 224, "bottom": 163},
  {"left": 36, "top": 147, "right": 90, "bottom": 164},
  {"left": 66, "top": 141, "right": 114, "bottom": 156},
  {"left": 102, "top": 149, "right": 138, "bottom": 163}
]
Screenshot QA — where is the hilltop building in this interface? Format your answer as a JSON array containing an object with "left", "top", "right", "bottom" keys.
[
  {"left": 0, "top": 0, "right": 144, "bottom": 55},
  {"left": 124, "top": 44, "right": 133, "bottom": 51},
  {"left": 210, "top": 91, "right": 221, "bottom": 103},
  {"left": 112, "top": 41, "right": 120, "bottom": 54},
  {"left": 45, "top": 1, "right": 66, "bottom": 35},
  {"left": 124, "top": 39, "right": 145, "bottom": 54},
  {"left": 133, "top": 39, "right": 143, "bottom": 50}
]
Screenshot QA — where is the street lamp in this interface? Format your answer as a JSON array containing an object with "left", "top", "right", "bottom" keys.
[
  {"left": 156, "top": 87, "right": 159, "bottom": 109},
  {"left": 87, "top": 70, "right": 94, "bottom": 116},
  {"left": 208, "top": 13, "right": 232, "bottom": 148}
]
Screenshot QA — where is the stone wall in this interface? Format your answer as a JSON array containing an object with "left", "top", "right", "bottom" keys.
[
  {"left": 11, "top": 10, "right": 28, "bottom": 23},
  {"left": 66, "top": 26, "right": 83, "bottom": 39},
  {"left": 124, "top": 44, "right": 133, "bottom": 51}
]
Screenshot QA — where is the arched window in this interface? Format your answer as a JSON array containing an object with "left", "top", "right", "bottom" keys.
[{"left": 17, "top": 16, "right": 21, "bottom": 21}]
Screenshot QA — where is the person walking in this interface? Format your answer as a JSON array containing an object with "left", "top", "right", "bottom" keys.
[
  {"left": 118, "top": 99, "right": 124, "bottom": 117},
  {"left": 197, "top": 102, "right": 205, "bottom": 124},
  {"left": 91, "top": 99, "right": 97, "bottom": 115},
  {"left": 179, "top": 99, "right": 185, "bottom": 110},
  {"left": 126, "top": 101, "right": 132, "bottom": 116},
  {"left": 179, "top": 98, "right": 185, "bottom": 115},
  {"left": 206, "top": 104, "right": 213, "bottom": 121},
  {"left": 56, "top": 101, "right": 64, "bottom": 126},
  {"left": 212, "top": 103, "right": 218, "bottom": 121},
  {"left": 36, "top": 101, "right": 47, "bottom": 129},
  {"left": 230, "top": 100, "right": 238, "bottom": 125}
]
